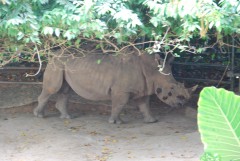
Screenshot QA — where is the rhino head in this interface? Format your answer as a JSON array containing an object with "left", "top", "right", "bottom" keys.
[
  {"left": 155, "top": 82, "right": 197, "bottom": 107},
  {"left": 153, "top": 53, "right": 198, "bottom": 107}
]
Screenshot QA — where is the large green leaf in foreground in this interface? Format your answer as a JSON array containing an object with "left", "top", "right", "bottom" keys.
[{"left": 198, "top": 87, "right": 240, "bottom": 161}]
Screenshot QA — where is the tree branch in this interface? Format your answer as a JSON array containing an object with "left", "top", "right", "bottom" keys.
[{"left": 25, "top": 44, "right": 42, "bottom": 77}]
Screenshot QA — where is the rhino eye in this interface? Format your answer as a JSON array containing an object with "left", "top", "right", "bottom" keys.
[
  {"left": 168, "top": 92, "right": 172, "bottom": 96},
  {"left": 156, "top": 88, "right": 162, "bottom": 94}
]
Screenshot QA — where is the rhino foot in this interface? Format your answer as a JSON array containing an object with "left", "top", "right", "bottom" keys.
[
  {"left": 108, "top": 118, "right": 123, "bottom": 124},
  {"left": 59, "top": 114, "right": 72, "bottom": 119},
  {"left": 33, "top": 108, "right": 44, "bottom": 118},
  {"left": 144, "top": 117, "right": 158, "bottom": 123}
]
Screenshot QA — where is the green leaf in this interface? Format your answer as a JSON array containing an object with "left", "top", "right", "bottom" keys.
[
  {"left": 74, "top": 38, "right": 81, "bottom": 46},
  {"left": 150, "top": 17, "right": 159, "bottom": 27},
  {"left": 63, "top": 30, "right": 75, "bottom": 40},
  {"left": 198, "top": 87, "right": 240, "bottom": 161},
  {"left": 173, "top": 53, "right": 180, "bottom": 57},
  {"left": 17, "top": 32, "right": 24, "bottom": 40},
  {"left": 55, "top": 28, "right": 60, "bottom": 37},
  {"left": 97, "top": 59, "right": 101, "bottom": 64},
  {"left": 209, "top": 21, "right": 214, "bottom": 29},
  {"left": 6, "top": 18, "right": 23, "bottom": 26},
  {"left": 43, "top": 26, "right": 54, "bottom": 35},
  {"left": 114, "top": 32, "right": 121, "bottom": 39},
  {"left": 200, "top": 152, "right": 221, "bottom": 161},
  {"left": 197, "top": 48, "right": 204, "bottom": 53}
]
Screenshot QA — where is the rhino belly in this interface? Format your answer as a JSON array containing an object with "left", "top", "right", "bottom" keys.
[{"left": 65, "top": 71, "right": 111, "bottom": 101}]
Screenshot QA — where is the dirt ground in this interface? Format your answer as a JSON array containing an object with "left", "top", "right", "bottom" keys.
[{"left": 0, "top": 85, "right": 203, "bottom": 161}]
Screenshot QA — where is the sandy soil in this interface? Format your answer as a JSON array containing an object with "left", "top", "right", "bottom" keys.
[
  {"left": 0, "top": 102, "right": 203, "bottom": 161},
  {"left": 0, "top": 84, "right": 203, "bottom": 161}
]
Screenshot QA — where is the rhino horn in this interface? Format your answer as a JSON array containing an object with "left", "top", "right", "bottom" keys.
[{"left": 189, "top": 85, "right": 198, "bottom": 93}]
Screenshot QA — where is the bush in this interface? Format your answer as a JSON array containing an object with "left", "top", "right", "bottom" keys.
[{"left": 0, "top": 0, "right": 239, "bottom": 65}]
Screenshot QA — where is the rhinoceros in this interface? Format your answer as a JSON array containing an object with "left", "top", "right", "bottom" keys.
[{"left": 34, "top": 49, "right": 197, "bottom": 124}]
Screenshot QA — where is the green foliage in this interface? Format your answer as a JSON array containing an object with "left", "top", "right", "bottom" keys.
[
  {"left": 144, "top": 0, "right": 240, "bottom": 38},
  {"left": 0, "top": 0, "right": 239, "bottom": 65},
  {"left": 198, "top": 87, "right": 240, "bottom": 161}
]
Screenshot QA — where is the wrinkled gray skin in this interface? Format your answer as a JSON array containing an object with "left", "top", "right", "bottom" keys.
[{"left": 34, "top": 49, "right": 197, "bottom": 124}]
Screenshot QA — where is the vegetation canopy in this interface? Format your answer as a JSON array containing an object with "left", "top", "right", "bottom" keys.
[{"left": 0, "top": 0, "right": 239, "bottom": 66}]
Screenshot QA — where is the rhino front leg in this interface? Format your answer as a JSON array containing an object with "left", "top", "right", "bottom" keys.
[
  {"left": 109, "top": 93, "right": 129, "bottom": 124},
  {"left": 137, "top": 97, "right": 157, "bottom": 123}
]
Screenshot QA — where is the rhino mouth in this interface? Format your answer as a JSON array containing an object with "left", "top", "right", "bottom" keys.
[
  {"left": 177, "top": 101, "right": 185, "bottom": 107},
  {"left": 163, "top": 95, "right": 187, "bottom": 107}
]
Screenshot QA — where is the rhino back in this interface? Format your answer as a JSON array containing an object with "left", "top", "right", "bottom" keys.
[{"left": 63, "top": 54, "right": 147, "bottom": 100}]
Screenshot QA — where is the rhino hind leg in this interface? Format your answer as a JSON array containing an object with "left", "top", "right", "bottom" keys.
[
  {"left": 34, "top": 65, "right": 63, "bottom": 118},
  {"left": 34, "top": 90, "right": 52, "bottom": 118},
  {"left": 109, "top": 93, "right": 129, "bottom": 124},
  {"left": 55, "top": 81, "right": 71, "bottom": 119},
  {"left": 137, "top": 97, "right": 157, "bottom": 123}
]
